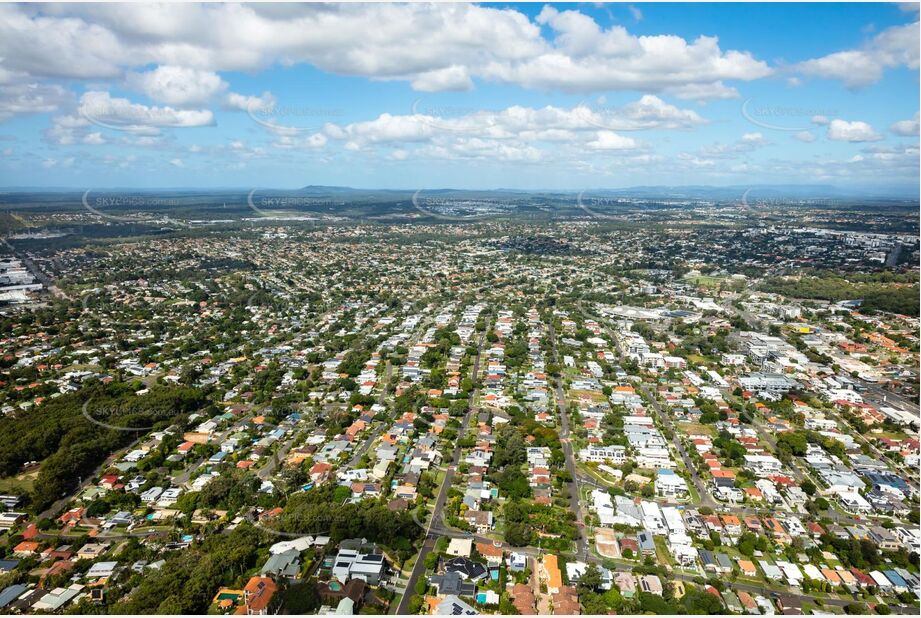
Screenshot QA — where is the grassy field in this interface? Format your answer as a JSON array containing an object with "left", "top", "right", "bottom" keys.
[
  {"left": 684, "top": 274, "right": 727, "bottom": 288},
  {"left": 568, "top": 389, "right": 607, "bottom": 402},
  {"left": 0, "top": 469, "right": 38, "bottom": 494},
  {"left": 679, "top": 421, "right": 717, "bottom": 437}
]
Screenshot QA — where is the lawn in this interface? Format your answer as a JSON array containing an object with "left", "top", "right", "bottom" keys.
[
  {"left": 685, "top": 482, "right": 701, "bottom": 504},
  {"left": 578, "top": 463, "right": 619, "bottom": 487},
  {"left": 654, "top": 536, "right": 674, "bottom": 566}
]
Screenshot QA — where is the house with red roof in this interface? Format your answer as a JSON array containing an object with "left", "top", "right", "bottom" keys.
[{"left": 235, "top": 576, "right": 278, "bottom": 615}]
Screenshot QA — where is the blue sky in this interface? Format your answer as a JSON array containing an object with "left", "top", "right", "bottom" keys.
[{"left": 0, "top": 2, "right": 917, "bottom": 192}]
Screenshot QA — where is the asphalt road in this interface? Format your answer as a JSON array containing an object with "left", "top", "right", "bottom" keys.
[
  {"left": 547, "top": 320, "right": 589, "bottom": 560},
  {"left": 395, "top": 317, "right": 489, "bottom": 615},
  {"left": 345, "top": 359, "right": 394, "bottom": 469},
  {"left": 1, "top": 238, "right": 71, "bottom": 300},
  {"left": 588, "top": 308, "right": 716, "bottom": 507},
  {"left": 348, "top": 310, "right": 440, "bottom": 469},
  {"left": 639, "top": 383, "right": 717, "bottom": 508},
  {"left": 421, "top": 495, "right": 921, "bottom": 614}
]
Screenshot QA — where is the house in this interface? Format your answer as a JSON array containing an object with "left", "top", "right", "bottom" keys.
[
  {"left": 0, "top": 512, "right": 26, "bottom": 529},
  {"left": 0, "top": 584, "right": 28, "bottom": 609},
  {"left": 32, "top": 584, "right": 84, "bottom": 612},
  {"left": 868, "top": 526, "right": 900, "bottom": 551},
  {"left": 837, "top": 490, "right": 872, "bottom": 514},
  {"left": 309, "top": 462, "right": 333, "bottom": 483},
  {"left": 668, "top": 540, "right": 698, "bottom": 568},
  {"left": 578, "top": 445, "right": 626, "bottom": 464},
  {"left": 553, "top": 585, "right": 580, "bottom": 615},
  {"left": 721, "top": 514, "right": 742, "bottom": 537},
  {"left": 260, "top": 549, "right": 301, "bottom": 579},
  {"left": 738, "top": 560, "right": 758, "bottom": 577},
  {"left": 463, "top": 510, "right": 493, "bottom": 533},
  {"left": 475, "top": 542, "right": 503, "bottom": 566},
  {"left": 141, "top": 486, "right": 163, "bottom": 504},
  {"left": 428, "top": 572, "right": 476, "bottom": 597},
  {"left": 443, "top": 556, "right": 487, "bottom": 582},
  {"left": 386, "top": 497, "right": 409, "bottom": 512},
  {"left": 775, "top": 594, "right": 802, "bottom": 615},
  {"left": 618, "top": 537, "right": 640, "bottom": 557},
  {"left": 86, "top": 561, "right": 118, "bottom": 578},
  {"left": 711, "top": 552, "right": 733, "bottom": 575},
  {"left": 639, "top": 574, "right": 663, "bottom": 595},
  {"left": 541, "top": 554, "right": 563, "bottom": 594},
  {"left": 13, "top": 541, "right": 39, "bottom": 557},
  {"left": 613, "top": 572, "right": 637, "bottom": 598},
  {"left": 237, "top": 576, "right": 278, "bottom": 615},
  {"left": 869, "top": 570, "right": 892, "bottom": 590},
  {"left": 777, "top": 561, "right": 804, "bottom": 586},
  {"left": 743, "top": 455, "right": 783, "bottom": 477},
  {"left": 566, "top": 561, "right": 612, "bottom": 591},
  {"left": 655, "top": 469, "right": 689, "bottom": 499},
  {"left": 882, "top": 570, "right": 909, "bottom": 593},
  {"left": 712, "top": 477, "right": 743, "bottom": 503},
  {"left": 738, "top": 591, "right": 759, "bottom": 614},
  {"left": 507, "top": 552, "right": 528, "bottom": 572},
  {"left": 510, "top": 583, "right": 536, "bottom": 615},
  {"left": 316, "top": 579, "right": 366, "bottom": 612},
  {"left": 637, "top": 531, "right": 656, "bottom": 555},
  {"left": 722, "top": 590, "right": 744, "bottom": 613},
  {"left": 331, "top": 539, "right": 388, "bottom": 586}
]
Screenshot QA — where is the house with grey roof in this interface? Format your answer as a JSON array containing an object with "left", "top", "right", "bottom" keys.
[
  {"left": 0, "top": 584, "right": 28, "bottom": 609},
  {"left": 261, "top": 549, "right": 301, "bottom": 579},
  {"left": 429, "top": 571, "right": 477, "bottom": 597}
]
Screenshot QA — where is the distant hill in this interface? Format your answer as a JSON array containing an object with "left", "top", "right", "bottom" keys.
[{"left": 2, "top": 183, "right": 916, "bottom": 200}]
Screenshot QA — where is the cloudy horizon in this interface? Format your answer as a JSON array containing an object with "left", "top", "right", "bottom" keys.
[{"left": 0, "top": 2, "right": 918, "bottom": 192}]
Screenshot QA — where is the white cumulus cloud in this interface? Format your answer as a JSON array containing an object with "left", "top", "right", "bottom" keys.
[
  {"left": 0, "top": 3, "right": 771, "bottom": 97},
  {"left": 826, "top": 119, "right": 882, "bottom": 142},
  {"left": 126, "top": 65, "right": 227, "bottom": 105},
  {"left": 797, "top": 21, "right": 919, "bottom": 87},
  {"left": 890, "top": 112, "right": 919, "bottom": 136}
]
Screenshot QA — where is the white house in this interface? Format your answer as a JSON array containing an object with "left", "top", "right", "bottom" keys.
[
  {"left": 579, "top": 445, "right": 626, "bottom": 464},
  {"left": 655, "top": 470, "right": 689, "bottom": 499},
  {"left": 743, "top": 455, "right": 783, "bottom": 477}
]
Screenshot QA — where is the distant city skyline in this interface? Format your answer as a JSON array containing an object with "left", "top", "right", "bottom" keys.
[{"left": 0, "top": 2, "right": 918, "bottom": 191}]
